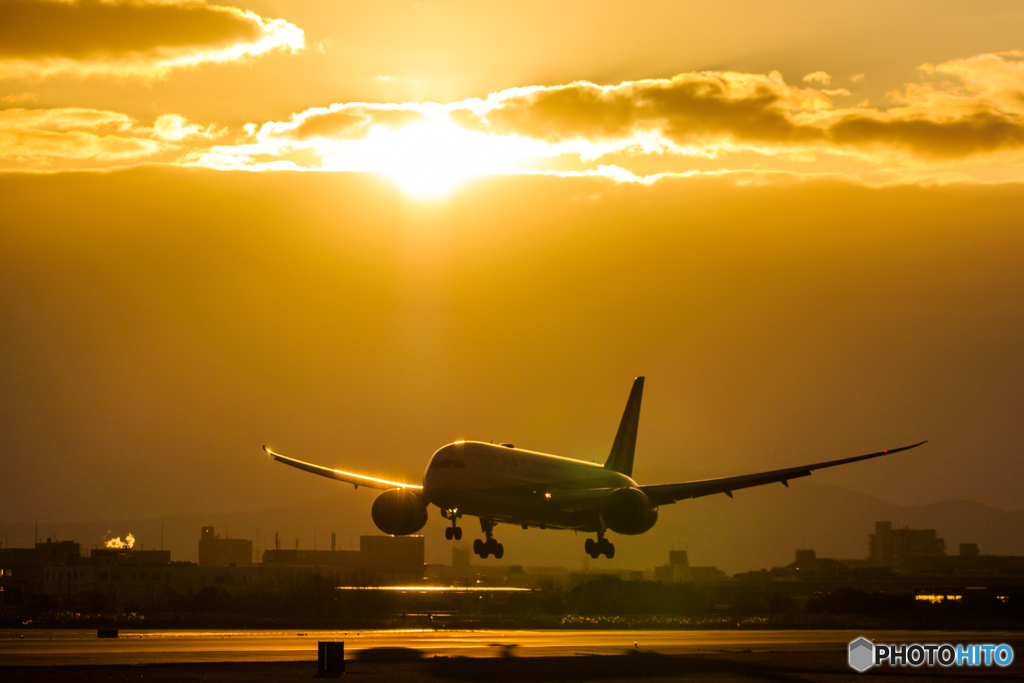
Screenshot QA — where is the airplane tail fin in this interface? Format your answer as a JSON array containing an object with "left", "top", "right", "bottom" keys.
[{"left": 604, "top": 376, "right": 644, "bottom": 477}]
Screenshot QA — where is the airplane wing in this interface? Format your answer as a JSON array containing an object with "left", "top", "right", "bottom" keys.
[
  {"left": 262, "top": 445, "right": 422, "bottom": 491},
  {"left": 640, "top": 441, "right": 926, "bottom": 506}
]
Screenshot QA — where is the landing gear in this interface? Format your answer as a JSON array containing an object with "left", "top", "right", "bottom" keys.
[
  {"left": 442, "top": 509, "right": 463, "bottom": 541},
  {"left": 585, "top": 531, "right": 614, "bottom": 559},
  {"left": 474, "top": 518, "right": 503, "bottom": 559}
]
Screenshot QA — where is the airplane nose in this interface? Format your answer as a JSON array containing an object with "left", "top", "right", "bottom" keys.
[{"left": 423, "top": 468, "right": 437, "bottom": 487}]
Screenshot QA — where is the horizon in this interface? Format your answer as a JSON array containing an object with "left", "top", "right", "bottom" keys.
[{"left": 5, "top": 476, "right": 1022, "bottom": 575}]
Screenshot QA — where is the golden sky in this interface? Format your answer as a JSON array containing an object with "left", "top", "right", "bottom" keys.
[
  {"left": 2, "top": 1, "right": 1023, "bottom": 555},
  {"left": 5, "top": 1, "right": 1024, "bottom": 190}
]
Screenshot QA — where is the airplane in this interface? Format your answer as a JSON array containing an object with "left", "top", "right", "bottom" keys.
[{"left": 263, "top": 377, "right": 925, "bottom": 560}]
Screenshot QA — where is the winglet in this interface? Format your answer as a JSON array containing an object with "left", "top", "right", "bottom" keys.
[{"left": 604, "top": 377, "right": 644, "bottom": 477}]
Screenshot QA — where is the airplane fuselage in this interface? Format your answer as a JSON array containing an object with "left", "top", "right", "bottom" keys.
[{"left": 422, "top": 440, "right": 636, "bottom": 532}]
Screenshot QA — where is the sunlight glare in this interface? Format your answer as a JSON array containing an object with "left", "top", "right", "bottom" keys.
[{"left": 324, "top": 121, "right": 519, "bottom": 200}]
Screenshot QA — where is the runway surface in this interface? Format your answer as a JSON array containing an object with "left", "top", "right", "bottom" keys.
[{"left": 2, "top": 628, "right": 1020, "bottom": 666}]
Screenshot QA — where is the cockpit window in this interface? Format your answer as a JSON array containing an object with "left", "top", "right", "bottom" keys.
[
  {"left": 431, "top": 459, "right": 453, "bottom": 468},
  {"left": 453, "top": 460, "right": 465, "bottom": 469}
]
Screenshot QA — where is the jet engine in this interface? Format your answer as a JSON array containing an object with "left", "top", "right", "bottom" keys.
[
  {"left": 602, "top": 487, "right": 658, "bottom": 535},
  {"left": 371, "top": 488, "right": 428, "bottom": 536}
]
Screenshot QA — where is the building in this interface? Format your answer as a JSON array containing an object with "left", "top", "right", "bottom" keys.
[
  {"left": 4, "top": 528, "right": 429, "bottom": 612},
  {"left": 452, "top": 545, "right": 472, "bottom": 575},
  {"left": 44, "top": 542, "right": 262, "bottom": 611},
  {"left": 896, "top": 544, "right": 1024, "bottom": 575},
  {"left": 263, "top": 535, "right": 424, "bottom": 585},
  {"left": 734, "top": 523, "right": 1024, "bottom": 598},
  {"left": 45, "top": 547, "right": 181, "bottom": 611},
  {"left": 0, "top": 539, "right": 80, "bottom": 607},
  {"left": 359, "top": 535, "right": 423, "bottom": 582},
  {"left": 198, "top": 526, "right": 253, "bottom": 566},
  {"left": 869, "top": 521, "right": 946, "bottom": 571},
  {"left": 653, "top": 549, "right": 726, "bottom": 583}
]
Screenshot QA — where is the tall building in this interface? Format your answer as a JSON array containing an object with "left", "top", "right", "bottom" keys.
[
  {"left": 869, "top": 521, "right": 945, "bottom": 571},
  {"left": 198, "top": 526, "right": 253, "bottom": 567}
]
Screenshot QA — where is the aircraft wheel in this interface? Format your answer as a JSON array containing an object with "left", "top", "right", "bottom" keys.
[
  {"left": 584, "top": 538, "right": 594, "bottom": 554},
  {"left": 473, "top": 539, "right": 483, "bottom": 554},
  {"left": 445, "top": 527, "right": 454, "bottom": 540},
  {"left": 605, "top": 543, "right": 615, "bottom": 559},
  {"left": 494, "top": 543, "right": 504, "bottom": 560},
  {"left": 454, "top": 527, "right": 463, "bottom": 541}
]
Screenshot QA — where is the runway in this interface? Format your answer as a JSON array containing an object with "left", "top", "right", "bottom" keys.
[{"left": 2, "top": 628, "right": 1020, "bottom": 666}]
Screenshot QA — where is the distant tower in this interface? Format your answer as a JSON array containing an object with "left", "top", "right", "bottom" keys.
[
  {"left": 669, "top": 550, "right": 689, "bottom": 567},
  {"left": 331, "top": 532, "right": 337, "bottom": 552},
  {"left": 869, "top": 521, "right": 893, "bottom": 566}
]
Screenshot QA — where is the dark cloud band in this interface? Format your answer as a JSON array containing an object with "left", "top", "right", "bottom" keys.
[
  {"left": 0, "top": 0, "right": 262, "bottom": 58},
  {"left": 0, "top": 0, "right": 304, "bottom": 79}
]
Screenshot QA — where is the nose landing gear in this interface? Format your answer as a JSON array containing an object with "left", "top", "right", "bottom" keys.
[
  {"left": 585, "top": 530, "right": 614, "bottom": 559},
  {"left": 442, "top": 509, "right": 463, "bottom": 541},
  {"left": 473, "top": 518, "right": 503, "bottom": 559}
]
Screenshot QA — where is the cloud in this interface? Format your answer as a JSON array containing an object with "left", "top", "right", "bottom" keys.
[
  {"left": 450, "top": 72, "right": 832, "bottom": 148},
  {"left": 257, "top": 104, "right": 429, "bottom": 142},
  {"left": 828, "top": 110, "right": 1024, "bottom": 158},
  {"left": 160, "top": 51, "right": 1024, "bottom": 192},
  {"left": 0, "top": 0, "right": 304, "bottom": 80},
  {"left": 803, "top": 71, "right": 832, "bottom": 85},
  {"left": 922, "top": 50, "right": 1024, "bottom": 113},
  {"left": 10, "top": 49, "right": 1024, "bottom": 188},
  {"left": 1, "top": 92, "right": 38, "bottom": 104},
  {"left": 152, "top": 113, "right": 222, "bottom": 141},
  {"left": 445, "top": 57, "right": 1024, "bottom": 160},
  {"left": 0, "top": 107, "right": 216, "bottom": 166}
]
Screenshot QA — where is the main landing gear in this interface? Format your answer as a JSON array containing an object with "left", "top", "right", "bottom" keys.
[
  {"left": 473, "top": 518, "right": 504, "bottom": 559},
  {"left": 442, "top": 509, "right": 463, "bottom": 541},
  {"left": 585, "top": 530, "right": 615, "bottom": 559}
]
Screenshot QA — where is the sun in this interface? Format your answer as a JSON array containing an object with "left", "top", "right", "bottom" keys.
[
  {"left": 375, "top": 122, "right": 518, "bottom": 200},
  {"left": 325, "top": 120, "right": 520, "bottom": 200}
]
